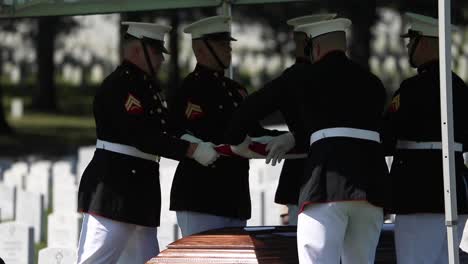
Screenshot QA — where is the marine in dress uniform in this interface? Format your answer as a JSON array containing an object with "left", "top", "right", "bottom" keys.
[
  {"left": 225, "top": 13, "right": 336, "bottom": 226},
  {"left": 287, "top": 19, "right": 389, "bottom": 264},
  {"left": 169, "top": 16, "right": 277, "bottom": 237},
  {"left": 382, "top": 13, "right": 468, "bottom": 264},
  {"left": 76, "top": 22, "right": 218, "bottom": 264}
]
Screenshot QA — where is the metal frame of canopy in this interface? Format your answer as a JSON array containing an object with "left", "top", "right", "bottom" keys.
[
  {"left": 0, "top": 0, "right": 461, "bottom": 263},
  {"left": 0, "top": 0, "right": 302, "bottom": 18},
  {"left": 438, "top": 0, "right": 459, "bottom": 263}
]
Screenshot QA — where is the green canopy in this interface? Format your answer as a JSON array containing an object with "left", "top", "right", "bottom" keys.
[{"left": 0, "top": 0, "right": 303, "bottom": 18}]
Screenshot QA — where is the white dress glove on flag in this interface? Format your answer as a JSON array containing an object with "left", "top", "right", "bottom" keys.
[
  {"left": 192, "top": 142, "right": 219, "bottom": 166},
  {"left": 181, "top": 133, "right": 203, "bottom": 143},
  {"left": 250, "top": 136, "right": 274, "bottom": 144},
  {"left": 266, "top": 132, "right": 296, "bottom": 166},
  {"left": 230, "top": 136, "right": 251, "bottom": 156},
  {"left": 229, "top": 137, "right": 265, "bottom": 158}
]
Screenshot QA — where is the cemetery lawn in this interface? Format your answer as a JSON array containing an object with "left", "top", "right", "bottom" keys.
[{"left": 1, "top": 113, "right": 96, "bottom": 157}]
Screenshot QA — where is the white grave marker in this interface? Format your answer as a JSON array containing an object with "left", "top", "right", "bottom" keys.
[
  {"left": 47, "top": 213, "right": 81, "bottom": 248},
  {"left": 0, "top": 183, "right": 16, "bottom": 221},
  {"left": 0, "top": 222, "right": 34, "bottom": 264},
  {"left": 10, "top": 98, "right": 23, "bottom": 119},
  {"left": 77, "top": 146, "right": 95, "bottom": 183},
  {"left": 38, "top": 247, "right": 77, "bottom": 264},
  {"left": 16, "top": 190, "right": 45, "bottom": 243}
]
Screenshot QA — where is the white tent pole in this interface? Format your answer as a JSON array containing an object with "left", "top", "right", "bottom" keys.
[
  {"left": 220, "top": 0, "right": 234, "bottom": 79},
  {"left": 438, "top": 0, "right": 459, "bottom": 263}
]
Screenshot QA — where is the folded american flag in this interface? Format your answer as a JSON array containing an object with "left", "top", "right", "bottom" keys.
[{"left": 214, "top": 142, "right": 306, "bottom": 159}]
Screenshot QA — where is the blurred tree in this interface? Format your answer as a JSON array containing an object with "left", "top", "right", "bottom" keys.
[
  {"left": 33, "top": 16, "right": 79, "bottom": 112},
  {"left": 0, "top": 20, "right": 17, "bottom": 134},
  {"left": 327, "top": 0, "right": 377, "bottom": 69}
]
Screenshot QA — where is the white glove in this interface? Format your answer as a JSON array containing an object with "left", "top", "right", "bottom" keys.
[
  {"left": 230, "top": 136, "right": 265, "bottom": 158},
  {"left": 230, "top": 136, "right": 251, "bottom": 156},
  {"left": 265, "top": 132, "right": 295, "bottom": 166},
  {"left": 192, "top": 142, "right": 219, "bottom": 166},
  {"left": 251, "top": 136, "right": 274, "bottom": 144},
  {"left": 181, "top": 133, "right": 203, "bottom": 143}
]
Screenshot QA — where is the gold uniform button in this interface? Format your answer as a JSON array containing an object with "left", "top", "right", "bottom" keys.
[
  {"left": 161, "top": 119, "right": 166, "bottom": 124},
  {"left": 131, "top": 169, "right": 136, "bottom": 174}
]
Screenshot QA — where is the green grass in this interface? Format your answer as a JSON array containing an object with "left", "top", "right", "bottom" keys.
[{"left": 1, "top": 113, "right": 96, "bottom": 158}]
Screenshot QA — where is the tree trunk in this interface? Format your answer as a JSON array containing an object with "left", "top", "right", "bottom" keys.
[
  {"left": 0, "top": 48, "right": 13, "bottom": 134},
  {"left": 33, "top": 16, "right": 58, "bottom": 112},
  {"left": 167, "top": 12, "right": 180, "bottom": 102},
  {"left": 327, "top": 0, "right": 376, "bottom": 69},
  {"left": 0, "top": 85, "right": 13, "bottom": 135}
]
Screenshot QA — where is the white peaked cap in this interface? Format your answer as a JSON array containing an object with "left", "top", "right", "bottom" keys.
[
  {"left": 295, "top": 18, "right": 352, "bottom": 39},
  {"left": 287, "top": 13, "right": 337, "bottom": 32},
  {"left": 122, "top": 21, "right": 171, "bottom": 42},
  {"left": 401, "top": 12, "right": 458, "bottom": 38},
  {"left": 183, "top": 15, "right": 234, "bottom": 40}
]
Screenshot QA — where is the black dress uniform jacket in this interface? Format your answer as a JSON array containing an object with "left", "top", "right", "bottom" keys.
[
  {"left": 298, "top": 51, "right": 389, "bottom": 210},
  {"left": 225, "top": 58, "right": 310, "bottom": 206},
  {"left": 169, "top": 64, "right": 275, "bottom": 220},
  {"left": 383, "top": 60, "right": 468, "bottom": 214},
  {"left": 78, "top": 60, "right": 189, "bottom": 227}
]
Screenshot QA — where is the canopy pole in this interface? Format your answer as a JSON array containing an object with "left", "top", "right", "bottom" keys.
[
  {"left": 220, "top": 0, "right": 233, "bottom": 78},
  {"left": 438, "top": 0, "right": 459, "bottom": 263}
]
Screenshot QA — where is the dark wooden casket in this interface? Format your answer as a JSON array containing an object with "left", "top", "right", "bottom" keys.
[{"left": 147, "top": 226, "right": 298, "bottom": 264}]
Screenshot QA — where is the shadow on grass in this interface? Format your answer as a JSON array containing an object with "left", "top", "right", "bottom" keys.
[{"left": 1, "top": 114, "right": 96, "bottom": 158}]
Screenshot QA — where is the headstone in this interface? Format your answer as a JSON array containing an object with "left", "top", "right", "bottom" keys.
[
  {"left": 25, "top": 170, "right": 51, "bottom": 210},
  {"left": 10, "top": 98, "right": 23, "bottom": 119},
  {"left": 158, "top": 164, "right": 179, "bottom": 250},
  {"left": 29, "top": 161, "right": 51, "bottom": 176},
  {"left": 77, "top": 146, "right": 95, "bottom": 183},
  {"left": 52, "top": 177, "right": 77, "bottom": 213},
  {"left": 0, "top": 183, "right": 16, "bottom": 221},
  {"left": 15, "top": 190, "right": 45, "bottom": 243},
  {"left": 0, "top": 222, "right": 34, "bottom": 264},
  {"left": 10, "top": 162, "right": 28, "bottom": 176},
  {"left": 263, "top": 181, "right": 282, "bottom": 226},
  {"left": 385, "top": 156, "right": 394, "bottom": 172},
  {"left": 47, "top": 213, "right": 81, "bottom": 248},
  {"left": 52, "top": 161, "right": 74, "bottom": 182},
  {"left": 38, "top": 248, "right": 77, "bottom": 264},
  {"left": 3, "top": 170, "right": 25, "bottom": 190}
]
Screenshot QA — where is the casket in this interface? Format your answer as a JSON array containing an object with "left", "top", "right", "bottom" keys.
[{"left": 147, "top": 226, "right": 298, "bottom": 264}]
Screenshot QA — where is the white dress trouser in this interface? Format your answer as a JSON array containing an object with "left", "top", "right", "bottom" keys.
[
  {"left": 395, "top": 214, "right": 468, "bottom": 264},
  {"left": 297, "top": 201, "right": 383, "bottom": 264},
  {"left": 76, "top": 213, "right": 159, "bottom": 264},
  {"left": 176, "top": 211, "right": 246, "bottom": 237},
  {"left": 287, "top": 204, "right": 299, "bottom": 225}
]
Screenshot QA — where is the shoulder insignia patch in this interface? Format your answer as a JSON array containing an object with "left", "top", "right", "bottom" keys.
[
  {"left": 389, "top": 94, "right": 400, "bottom": 113},
  {"left": 125, "top": 93, "right": 143, "bottom": 114},
  {"left": 185, "top": 101, "right": 204, "bottom": 120}
]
